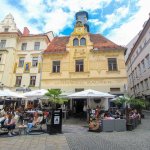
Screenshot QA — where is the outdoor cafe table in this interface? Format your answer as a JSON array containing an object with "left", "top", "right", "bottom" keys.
[
  {"left": 18, "top": 125, "right": 27, "bottom": 135},
  {"left": 62, "top": 110, "right": 69, "bottom": 121}
]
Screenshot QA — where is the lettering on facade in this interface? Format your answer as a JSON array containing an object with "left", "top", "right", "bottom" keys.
[{"left": 53, "top": 79, "right": 112, "bottom": 85}]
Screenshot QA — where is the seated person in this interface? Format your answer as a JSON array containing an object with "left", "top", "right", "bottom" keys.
[
  {"left": 26, "top": 113, "right": 43, "bottom": 133},
  {"left": 0, "top": 108, "right": 6, "bottom": 117},
  {"left": 115, "top": 109, "right": 121, "bottom": 119},
  {"left": 0, "top": 114, "right": 7, "bottom": 128},
  {"left": 4, "top": 113, "right": 16, "bottom": 136},
  {"left": 103, "top": 113, "right": 114, "bottom": 120},
  {"left": 0, "top": 115, "right": 6, "bottom": 123}
]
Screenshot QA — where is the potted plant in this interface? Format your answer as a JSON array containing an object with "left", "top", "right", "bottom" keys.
[
  {"left": 45, "top": 89, "right": 68, "bottom": 109},
  {"left": 44, "top": 89, "right": 68, "bottom": 134}
]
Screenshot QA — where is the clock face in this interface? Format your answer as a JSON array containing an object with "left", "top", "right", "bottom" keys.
[{"left": 76, "top": 28, "right": 82, "bottom": 32}]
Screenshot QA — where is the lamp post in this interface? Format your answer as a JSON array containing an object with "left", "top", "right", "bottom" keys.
[
  {"left": 39, "top": 54, "right": 43, "bottom": 90},
  {"left": 22, "top": 85, "right": 31, "bottom": 93}
]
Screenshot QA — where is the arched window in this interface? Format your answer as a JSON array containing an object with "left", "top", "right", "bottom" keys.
[
  {"left": 80, "top": 38, "right": 86, "bottom": 46},
  {"left": 73, "top": 38, "right": 79, "bottom": 46}
]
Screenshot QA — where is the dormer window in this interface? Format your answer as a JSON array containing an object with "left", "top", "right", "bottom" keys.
[
  {"left": 4, "top": 28, "right": 9, "bottom": 32},
  {"left": 80, "top": 38, "right": 86, "bottom": 46},
  {"left": 73, "top": 38, "right": 79, "bottom": 46}
]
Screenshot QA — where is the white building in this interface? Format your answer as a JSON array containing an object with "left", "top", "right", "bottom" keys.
[
  {"left": 125, "top": 14, "right": 150, "bottom": 104},
  {"left": 0, "top": 14, "right": 54, "bottom": 91}
]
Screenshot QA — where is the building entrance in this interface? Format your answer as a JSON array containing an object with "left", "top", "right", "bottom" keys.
[{"left": 73, "top": 99, "right": 87, "bottom": 117}]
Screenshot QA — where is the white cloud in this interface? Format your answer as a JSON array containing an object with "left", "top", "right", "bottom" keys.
[
  {"left": 44, "top": 9, "right": 72, "bottom": 35},
  {"left": 107, "top": 0, "right": 150, "bottom": 45},
  {"left": 0, "top": 0, "right": 113, "bottom": 35},
  {"left": 20, "top": 0, "right": 47, "bottom": 19},
  {"left": 47, "top": 0, "right": 112, "bottom": 12},
  {"left": 99, "top": 6, "right": 129, "bottom": 32},
  {"left": 0, "top": 0, "right": 149, "bottom": 46},
  {"left": 0, "top": 0, "right": 40, "bottom": 33},
  {"left": 89, "top": 19, "right": 102, "bottom": 26}
]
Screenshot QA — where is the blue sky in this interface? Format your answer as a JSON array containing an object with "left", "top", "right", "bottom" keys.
[{"left": 0, "top": 0, "right": 149, "bottom": 45}]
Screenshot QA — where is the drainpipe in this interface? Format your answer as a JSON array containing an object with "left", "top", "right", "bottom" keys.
[{"left": 39, "top": 53, "right": 43, "bottom": 90}]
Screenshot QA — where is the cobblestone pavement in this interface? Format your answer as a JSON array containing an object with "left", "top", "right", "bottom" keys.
[
  {"left": 65, "top": 114, "right": 150, "bottom": 150},
  {"left": 0, "top": 114, "right": 150, "bottom": 150}
]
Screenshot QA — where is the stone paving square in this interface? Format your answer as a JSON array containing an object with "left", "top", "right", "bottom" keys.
[{"left": 0, "top": 113, "right": 150, "bottom": 150}]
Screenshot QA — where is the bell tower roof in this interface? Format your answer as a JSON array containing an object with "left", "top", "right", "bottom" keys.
[{"left": 75, "top": 10, "right": 89, "bottom": 32}]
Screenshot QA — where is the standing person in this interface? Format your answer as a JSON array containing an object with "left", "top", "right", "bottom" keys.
[
  {"left": 83, "top": 102, "right": 87, "bottom": 119},
  {"left": 95, "top": 105, "right": 100, "bottom": 118}
]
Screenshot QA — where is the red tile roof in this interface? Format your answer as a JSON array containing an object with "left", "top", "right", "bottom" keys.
[
  {"left": 90, "top": 33, "right": 125, "bottom": 50},
  {"left": 44, "top": 34, "right": 125, "bottom": 54},
  {"left": 44, "top": 36, "right": 70, "bottom": 53}
]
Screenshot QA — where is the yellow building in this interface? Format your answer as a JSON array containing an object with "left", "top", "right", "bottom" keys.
[
  {"left": 41, "top": 11, "right": 127, "bottom": 110},
  {"left": 0, "top": 14, "right": 54, "bottom": 91}
]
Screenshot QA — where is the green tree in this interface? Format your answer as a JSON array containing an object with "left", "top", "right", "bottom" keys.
[
  {"left": 126, "top": 97, "right": 148, "bottom": 114},
  {"left": 114, "top": 96, "right": 129, "bottom": 107},
  {"left": 45, "top": 89, "right": 68, "bottom": 109},
  {"left": 114, "top": 95, "right": 148, "bottom": 114}
]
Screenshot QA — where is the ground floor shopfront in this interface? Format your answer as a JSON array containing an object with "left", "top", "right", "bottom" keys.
[{"left": 41, "top": 78, "right": 127, "bottom": 96}]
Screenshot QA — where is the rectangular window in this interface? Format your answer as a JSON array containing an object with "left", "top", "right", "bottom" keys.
[
  {"left": 141, "top": 59, "right": 145, "bottom": 72},
  {"left": 140, "top": 81, "right": 144, "bottom": 91},
  {"left": 134, "top": 67, "right": 137, "bottom": 77},
  {"left": 52, "top": 61, "right": 60, "bottom": 73},
  {"left": 146, "top": 54, "right": 150, "bottom": 68},
  {"left": 138, "top": 64, "right": 141, "bottom": 75},
  {"left": 25, "top": 63, "right": 30, "bottom": 71},
  {"left": 0, "top": 40, "right": 6, "bottom": 48},
  {"left": 34, "top": 42, "right": 40, "bottom": 50},
  {"left": 32, "top": 57, "right": 38, "bottom": 67},
  {"left": 4, "top": 28, "right": 9, "bottom": 32},
  {"left": 15, "top": 76, "right": 22, "bottom": 86},
  {"left": 0, "top": 54, "right": 2, "bottom": 62},
  {"left": 110, "top": 88, "right": 120, "bottom": 92},
  {"left": 21, "top": 43, "right": 27, "bottom": 50},
  {"left": 144, "top": 79, "right": 149, "bottom": 90},
  {"left": 30, "top": 76, "right": 36, "bottom": 86},
  {"left": 75, "top": 59, "right": 84, "bottom": 72},
  {"left": 18, "top": 57, "right": 25, "bottom": 67},
  {"left": 75, "top": 88, "right": 84, "bottom": 92},
  {"left": 137, "top": 84, "right": 139, "bottom": 92},
  {"left": 108, "top": 58, "right": 118, "bottom": 71}
]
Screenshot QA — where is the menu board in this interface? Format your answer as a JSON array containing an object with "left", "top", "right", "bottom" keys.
[{"left": 89, "top": 109, "right": 101, "bottom": 132}]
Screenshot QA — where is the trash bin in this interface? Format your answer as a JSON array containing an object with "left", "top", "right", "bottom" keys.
[{"left": 47, "top": 109, "right": 62, "bottom": 134}]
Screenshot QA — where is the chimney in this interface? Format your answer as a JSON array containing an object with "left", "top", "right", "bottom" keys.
[{"left": 23, "top": 27, "right": 30, "bottom": 36}]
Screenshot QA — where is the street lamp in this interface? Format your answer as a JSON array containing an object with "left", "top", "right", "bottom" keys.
[{"left": 22, "top": 85, "right": 31, "bottom": 93}]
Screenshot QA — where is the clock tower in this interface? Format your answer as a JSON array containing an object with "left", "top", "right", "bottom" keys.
[{"left": 75, "top": 10, "right": 89, "bottom": 32}]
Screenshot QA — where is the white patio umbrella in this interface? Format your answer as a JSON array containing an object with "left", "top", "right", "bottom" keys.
[
  {"left": 23, "top": 89, "right": 48, "bottom": 99},
  {"left": 68, "top": 89, "right": 115, "bottom": 111},
  {"left": 68, "top": 89, "right": 115, "bottom": 99},
  {"left": 111, "top": 95, "right": 130, "bottom": 101},
  {"left": 0, "top": 89, "right": 26, "bottom": 98}
]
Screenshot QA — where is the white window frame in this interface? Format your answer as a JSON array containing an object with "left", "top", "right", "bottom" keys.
[
  {"left": 32, "top": 57, "right": 38, "bottom": 67},
  {"left": 34, "top": 42, "right": 40, "bottom": 50}
]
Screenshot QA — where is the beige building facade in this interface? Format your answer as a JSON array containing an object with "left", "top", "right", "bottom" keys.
[
  {"left": 41, "top": 11, "right": 127, "bottom": 109},
  {"left": 125, "top": 15, "right": 150, "bottom": 102},
  {"left": 0, "top": 14, "right": 54, "bottom": 91}
]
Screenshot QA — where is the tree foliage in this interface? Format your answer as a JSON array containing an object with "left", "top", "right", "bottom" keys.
[
  {"left": 114, "top": 95, "right": 148, "bottom": 110},
  {"left": 45, "top": 89, "right": 68, "bottom": 108}
]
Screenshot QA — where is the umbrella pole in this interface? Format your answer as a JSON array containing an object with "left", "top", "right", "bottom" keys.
[
  {"left": 3, "top": 99, "right": 5, "bottom": 107},
  {"left": 70, "top": 98, "right": 72, "bottom": 110}
]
